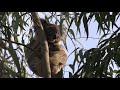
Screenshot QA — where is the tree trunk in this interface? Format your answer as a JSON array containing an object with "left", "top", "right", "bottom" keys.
[{"left": 30, "top": 12, "right": 51, "bottom": 78}]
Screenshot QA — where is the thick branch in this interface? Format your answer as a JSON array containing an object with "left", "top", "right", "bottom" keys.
[{"left": 30, "top": 12, "right": 51, "bottom": 78}]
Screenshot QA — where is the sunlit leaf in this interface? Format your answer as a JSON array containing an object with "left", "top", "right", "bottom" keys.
[{"left": 69, "top": 29, "right": 75, "bottom": 39}]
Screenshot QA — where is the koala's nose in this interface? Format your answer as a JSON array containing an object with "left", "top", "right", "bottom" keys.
[
  {"left": 53, "top": 34, "right": 59, "bottom": 39},
  {"left": 53, "top": 35, "right": 57, "bottom": 39}
]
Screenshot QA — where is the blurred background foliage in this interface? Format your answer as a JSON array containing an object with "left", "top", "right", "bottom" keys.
[{"left": 0, "top": 12, "right": 120, "bottom": 78}]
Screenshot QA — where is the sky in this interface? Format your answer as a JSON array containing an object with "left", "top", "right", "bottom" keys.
[{"left": 63, "top": 15, "right": 102, "bottom": 77}]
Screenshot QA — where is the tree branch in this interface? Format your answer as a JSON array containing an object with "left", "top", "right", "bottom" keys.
[{"left": 30, "top": 12, "right": 51, "bottom": 78}]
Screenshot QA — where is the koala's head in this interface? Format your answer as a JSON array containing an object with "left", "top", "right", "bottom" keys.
[{"left": 40, "top": 19, "right": 62, "bottom": 44}]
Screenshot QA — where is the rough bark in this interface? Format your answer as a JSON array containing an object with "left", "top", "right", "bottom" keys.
[{"left": 30, "top": 12, "right": 51, "bottom": 78}]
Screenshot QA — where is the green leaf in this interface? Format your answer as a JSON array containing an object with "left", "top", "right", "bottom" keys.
[
  {"left": 7, "top": 41, "right": 21, "bottom": 76},
  {"left": 95, "top": 13, "right": 105, "bottom": 34},
  {"left": 12, "top": 20, "right": 18, "bottom": 34},
  {"left": 0, "top": 12, "right": 5, "bottom": 21},
  {"left": 22, "top": 32, "right": 26, "bottom": 44},
  {"left": 63, "top": 12, "right": 69, "bottom": 20},
  {"left": 98, "top": 33, "right": 110, "bottom": 44},
  {"left": 63, "top": 38, "right": 68, "bottom": 51},
  {"left": 87, "top": 12, "right": 94, "bottom": 23},
  {"left": 113, "top": 70, "right": 119, "bottom": 73},
  {"left": 83, "top": 14, "right": 89, "bottom": 39},
  {"left": 99, "top": 39, "right": 109, "bottom": 49},
  {"left": 69, "top": 29, "right": 75, "bottom": 39},
  {"left": 6, "top": 65, "right": 20, "bottom": 78},
  {"left": 69, "top": 18, "right": 74, "bottom": 29},
  {"left": 19, "top": 23, "right": 25, "bottom": 31},
  {"left": 74, "top": 12, "right": 78, "bottom": 26},
  {"left": 116, "top": 13, "right": 120, "bottom": 21},
  {"left": 6, "top": 27, "right": 11, "bottom": 40},
  {"left": 69, "top": 72, "right": 73, "bottom": 78},
  {"left": 79, "top": 49, "right": 84, "bottom": 65},
  {"left": 69, "top": 64, "right": 74, "bottom": 73},
  {"left": 13, "top": 33, "right": 19, "bottom": 43},
  {"left": 21, "top": 58, "right": 26, "bottom": 77}
]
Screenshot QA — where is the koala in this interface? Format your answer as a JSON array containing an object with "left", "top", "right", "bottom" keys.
[{"left": 25, "top": 19, "right": 67, "bottom": 77}]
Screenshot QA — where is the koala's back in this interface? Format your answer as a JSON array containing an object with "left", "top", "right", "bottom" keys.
[{"left": 25, "top": 39, "right": 45, "bottom": 77}]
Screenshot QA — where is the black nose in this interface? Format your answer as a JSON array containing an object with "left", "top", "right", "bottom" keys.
[
  {"left": 53, "top": 34, "right": 59, "bottom": 39},
  {"left": 53, "top": 35, "right": 56, "bottom": 39},
  {"left": 59, "top": 63, "right": 63, "bottom": 66}
]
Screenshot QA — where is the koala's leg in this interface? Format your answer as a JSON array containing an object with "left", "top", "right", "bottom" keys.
[
  {"left": 25, "top": 39, "right": 44, "bottom": 77},
  {"left": 27, "top": 56, "right": 44, "bottom": 77}
]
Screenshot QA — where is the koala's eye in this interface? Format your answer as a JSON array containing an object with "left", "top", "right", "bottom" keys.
[
  {"left": 56, "top": 31, "right": 58, "bottom": 34},
  {"left": 48, "top": 31, "right": 53, "bottom": 35}
]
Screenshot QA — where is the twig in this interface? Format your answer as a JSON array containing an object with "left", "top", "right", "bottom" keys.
[
  {"left": 1, "top": 38, "right": 34, "bottom": 51},
  {"left": 71, "top": 37, "right": 100, "bottom": 39}
]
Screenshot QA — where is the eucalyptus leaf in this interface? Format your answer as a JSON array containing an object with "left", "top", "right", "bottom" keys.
[{"left": 83, "top": 14, "right": 89, "bottom": 39}]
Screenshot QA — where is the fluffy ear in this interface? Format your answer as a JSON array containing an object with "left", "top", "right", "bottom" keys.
[
  {"left": 34, "top": 19, "right": 48, "bottom": 31},
  {"left": 40, "top": 19, "right": 49, "bottom": 26}
]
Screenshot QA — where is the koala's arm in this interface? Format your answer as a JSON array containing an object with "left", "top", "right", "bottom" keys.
[{"left": 49, "top": 45, "right": 67, "bottom": 75}]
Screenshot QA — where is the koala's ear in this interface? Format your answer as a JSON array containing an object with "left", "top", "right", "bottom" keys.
[{"left": 40, "top": 19, "right": 49, "bottom": 26}]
